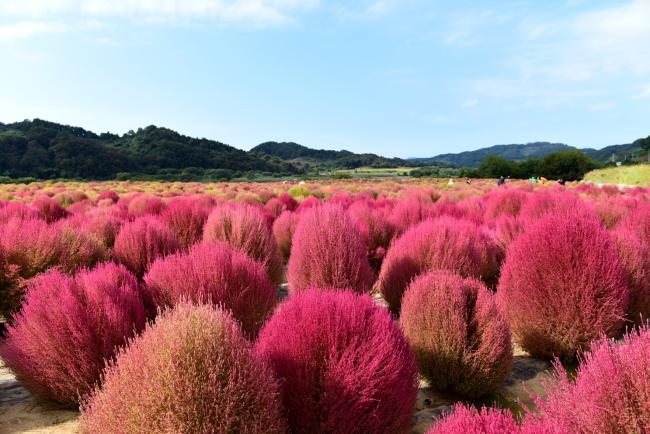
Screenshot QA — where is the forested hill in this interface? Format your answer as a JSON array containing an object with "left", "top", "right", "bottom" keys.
[
  {"left": 0, "top": 119, "right": 300, "bottom": 180},
  {"left": 250, "top": 141, "right": 417, "bottom": 169}
]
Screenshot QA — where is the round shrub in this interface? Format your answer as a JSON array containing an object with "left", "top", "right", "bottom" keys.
[
  {"left": 255, "top": 289, "right": 418, "bottom": 434},
  {"left": 144, "top": 242, "right": 277, "bottom": 337},
  {"left": 348, "top": 200, "right": 396, "bottom": 273},
  {"left": 401, "top": 271, "right": 512, "bottom": 398},
  {"left": 203, "top": 203, "right": 283, "bottom": 285},
  {"left": 427, "top": 405, "right": 520, "bottom": 434},
  {"left": 377, "top": 217, "right": 500, "bottom": 314},
  {"left": 482, "top": 187, "right": 528, "bottom": 221},
  {"left": 526, "top": 325, "right": 650, "bottom": 433},
  {"left": 160, "top": 197, "right": 210, "bottom": 249},
  {"left": 613, "top": 227, "right": 650, "bottom": 324},
  {"left": 497, "top": 209, "right": 628, "bottom": 361},
  {"left": 80, "top": 303, "right": 286, "bottom": 434},
  {"left": 287, "top": 205, "right": 373, "bottom": 295},
  {"left": 127, "top": 194, "right": 165, "bottom": 217},
  {"left": 0, "top": 246, "right": 20, "bottom": 320},
  {"left": 272, "top": 210, "right": 299, "bottom": 263},
  {"left": 53, "top": 220, "right": 108, "bottom": 274},
  {"left": 0, "top": 217, "right": 60, "bottom": 279},
  {"left": 0, "top": 264, "right": 151, "bottom": 406},
  {"left": 32, "top": 196, "right": 69, "bottom": 223},
  {"left": 113, "top": 216, "right": 180, "bottom": 278}
]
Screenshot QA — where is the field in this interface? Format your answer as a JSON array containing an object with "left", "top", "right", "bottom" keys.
[
  {"left": 0, "top": 178, "right": 649, "bottom": 433},
  {"left": 583, "top": 163, "right": 650, "bottom": 187}
]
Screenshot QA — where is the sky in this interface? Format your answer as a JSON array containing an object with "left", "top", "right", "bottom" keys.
[{"left": 1, "top": 0, "right": 649, "bottom": 158}]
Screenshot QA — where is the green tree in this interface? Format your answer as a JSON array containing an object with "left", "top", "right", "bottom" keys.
[{"left": 537, "top": 150, "right": 600, "bottom": 181}]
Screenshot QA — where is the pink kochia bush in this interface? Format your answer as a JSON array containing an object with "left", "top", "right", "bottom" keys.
[
  {"left": 272, "top": 210, "right": 299, "bottom": 263},
  {"left": 53, "top": 220, "right": 108, "bottom": 274},
  {"left": 401, "top": 271, "right": 512, "bottom": 397},
  {"left": 160, "top": 197, "right": 210, "bottom": 249},
  {"left": 80, "top": 303, "right": 286, "bottom": 434},
  {"left": 203, "top": 203, "right": 283, "bottom": 285},
  {"left": 255, "top": 290, "right": 418, "bottom": 434},
  {"left": 377, "top": 217, "right": 500, "bottom": 314},
  {"left": 144, "top": 242, "right": 277, "bottom": 337},
  {"left": 113, "top": 216, "right": 180, "bottom": 278},
  {"left": 426, "top": 405, "right": 520, "bottom": 434},
  {"left": 287, "top": 205, "right": 374, "bottom": 295},
  {"left": 497, "top": 210, "right": 629, "bottom": 361},
  {"left": 0, "top": 264, "right": 151, "bottom": 406},
  {"left": 613, "top": 227, "right": 650, "bottom": 323},
  {"left": 526, "top": 325, "right": 650, "bottom": 433}
]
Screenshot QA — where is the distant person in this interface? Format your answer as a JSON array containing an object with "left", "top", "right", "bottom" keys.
[
  {"left": 497, "top": 176, "right": 505, "bottom": 186},
  {"left": 466, "top": 178, "right": 472, "bottom": 185},
  {"left": 529, "top": 176, "right": 538, "bottom": 184},
  {"left": 539, "top": 177, "right": 548, "bottom": 184},
  {"left": 448, "top": 178, "right": 454, "bottom": 185},
  {"left": 558, "top": 179, "right": 566, "bottom": 186}
]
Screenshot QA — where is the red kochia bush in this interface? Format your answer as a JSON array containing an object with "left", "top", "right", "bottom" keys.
[
  {"left": 0, "top": 246, "right": 20, "bottom": 319},
  {"left": 0, "top": 264, "right": 150, "bottom": 406},
  {"left": 497, "top": 210, "right": 628, "bottom": 361},
  {"left": 427, "top": 405, "right": 520, "bottom": 434},
  {"left": 144, "top": 242, "right": 276, "bottom": 337},
  {"left": 80, "top": 303, "right": 286, "bottom": 434},
  {"left": 526, "top": 325, "right": 650, "bottom": 433},
  {"left": 348, "top": 200, "right": 396, "bottom": 273},
  {"left": 401, "top": 271, "right": 512, "bottom": 398},
  {"left": 31, "top": 196, "right": 69, "bottom": 223},
  {"left": 126, "top": 194, "right": 165, "bottom": 217},
  {"left": 287, "top": 205, "right": 373, "bottom": 295},
  {"left": 377, "top": 217, "right": 500, "bottom": 314},
  {"left": 113, "top": 216, "right": 180, "bottom": 278},
  {"left": 255, "top": 289, "right": 418, "bottom": 434},
  {"left": 160, "top": 197, "right": 210, "bottom": 249},
  {"left": 203, "top": 203, "right": 283, "bottom": 285}
]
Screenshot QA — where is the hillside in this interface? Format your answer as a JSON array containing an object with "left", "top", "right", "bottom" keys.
[
  {"left": 250, "top": 141, "right": 417, "bottom": 169},
  {"left": 0, "top": 119, "right": 300, "bottom": 180},
  {"left": 413, "top": 140, "right": 646, "bottom": 168},
  {"left": 583, "top": 164, "right": 650, "bottom": 186}
]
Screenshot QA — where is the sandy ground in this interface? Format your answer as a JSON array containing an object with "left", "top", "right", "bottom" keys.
[{"left": 0, "top": 285, "right": 552, "bottom": 433}]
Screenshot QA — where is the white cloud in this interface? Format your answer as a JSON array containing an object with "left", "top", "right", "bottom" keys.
[
  {"left": 0, "top": 0, "right": 319, "bottom": 25},
  {"left": 462, "top": 98, "right": 478, "bottom": 108},
  {"left": 0, "top": 21, "right": 65, "bottom": 40},
  {"left": 638, "top": 84, "right": 650, "bottom": 99},
  {"left": 588, "top": 102, "right": 616, "bottom": 111}
]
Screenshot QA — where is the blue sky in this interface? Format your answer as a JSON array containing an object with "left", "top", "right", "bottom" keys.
[{"left": 1, "top": 0, "right": 649, "bottom": 158}]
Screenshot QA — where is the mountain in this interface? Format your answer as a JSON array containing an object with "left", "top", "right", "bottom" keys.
[
  {"left": 412, "top": 141, "right": 645, "bottom": 168},
  {"left": 0, "top": 119, "right": 300, "bottom": 180},
  {"left": 250, "top": 141, "right": 417, "bottom": 169},
  {"left": 411, "top": 142, "right": 575, "bottom": 167}
]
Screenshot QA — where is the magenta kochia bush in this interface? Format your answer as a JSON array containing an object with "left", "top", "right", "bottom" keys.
[
  {"left": 0, "top": 246, "right": 20, "bottom": 319},
  {"left": 255, "top": 290, "right": 418, "bottom": 434},
  {"left": 526, "top": 325, "right": 650, "bottom": 433},
  {"left": 401, "top": 271, "right": 512, "bottom": 397},
  {"left": 113, "top": 216, "right": 180, "bottom": 278},
  {"left": 426, "top": 405, "right": 520, "bottom": 434},
  {"left": 286, "top": 205, "right": 373, "bottom": 295},
  {"left": 0, "top": 264, "right": 151, "bottom": 406},
  {"left": 203, "top": 203, "right": 283, "bottom": 285},
  {"left": 32, "top": 196, "right": 69, "bottom": 223},
  {"left": 272, "top": 210, "right": 299, "bottom": 263},
  {"left": 144, "top": 242, "right": 277, "bottom": 337},
  {"left": 348, "top": 200, "right": 396, "bottom": 273},
  {"left": 497, "top": 210, "right": 628, "bottom": 361},
  {"left": 377, "top": 217, "right": 500, "bottom": 313},
  {"left": 80, "top": 303, "right": 286, "bottom": 434}
]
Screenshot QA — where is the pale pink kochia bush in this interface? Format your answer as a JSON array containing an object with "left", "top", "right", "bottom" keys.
[
  {"left": 517, "top": 191, "right": 582, "bottom": 225},
  {"left": 426, "top": 405, "right": 520, "bottom": 434},
  {"left": 31, "top": 196, "right": 69, "bottom": 223},
  {"left": 0, "top": 202, "right": 42, "bottom": 223},
  {"left": 255, "top": 290, "right": 418, "bottom": 434},
  {"left": 53, "top": 220, "right": 108, "bottom": 274},
  {"left": 78, "top": 214, "right": 124, "bottom": 248},
  {"left": 80, "top": 303, "right": 286, "bottom": 434},
  {"left": 96, "top": 190, "right": 119, "bottom": 203},
  {"left": 526, "top": 325, "right": 650, "bottom": 433},
  {"left": 287, "top": 205, "right": 373, "bottom": 295},
  {"left": 482, "top": 188, "right": 528, "bottom": 221},
  {"left": 388, "top": 198, "right": 434, "bottom": 234},
  {"left": 126, "top": 193, "right": 165, "bottom": 217},
  {"left": 401, "top": 271, "right": 512, "bottom": 397},
  {"left": 497, "top": 210, "right": 629, "bottom": 361},
  {"left": 619, "top": 201, "right": 650, "bottom": 242},
  {"left": 160, "top": 197, "right": 210, "bottom": 249},
  {"left": 144, "top": 242, "right": 277, "bottom": 337},
  {"left": 377, "top": 217, "right": 500, "bottom": 314},
  {"left": 0, "top": 264, "right": 151, "bottom": 406},
  {"left": 613, "top": 227, "right": 650, "bottom": 324},
  {"left": 113, "top": 216, "right": 180, "bottom": 278},
  {"left": 272, "top": 210, "right": 299, "bottom": 263},
  {"left": 203, "top": 203, "right": 283, "bottom": 285},
  {"left": 348, "top": 200, "right": 396, "bottom": 273}
]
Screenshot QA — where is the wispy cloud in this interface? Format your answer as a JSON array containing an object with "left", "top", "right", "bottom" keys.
[
  {"left": 0, "top": 21, "right": 66, "bottom": 40},
  {"left": 0, "top": 0, "right": 320, "bottom": 26}
]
